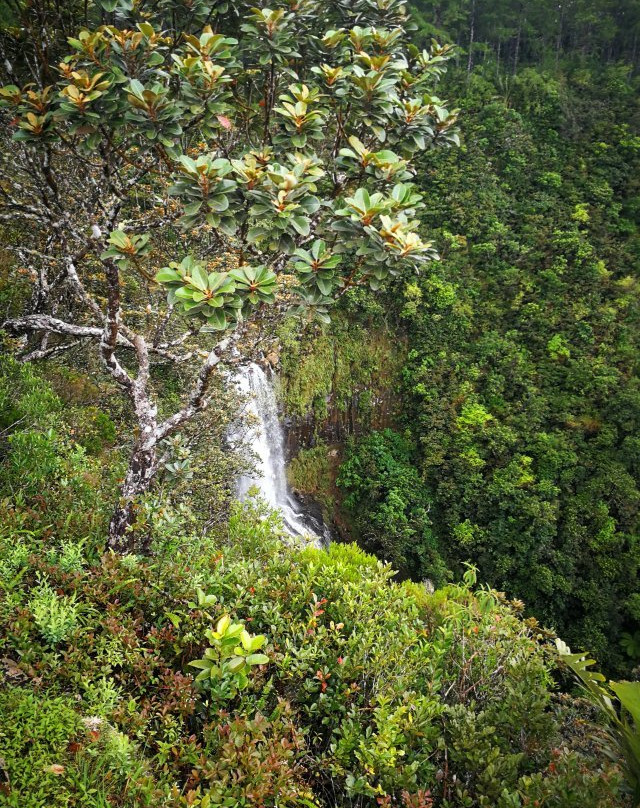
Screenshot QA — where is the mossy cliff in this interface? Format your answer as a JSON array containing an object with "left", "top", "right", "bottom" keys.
[{"left": 275, "top": 317, "right": 404, "bottom": 522}]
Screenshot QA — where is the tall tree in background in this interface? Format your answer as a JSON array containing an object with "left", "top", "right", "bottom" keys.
[
  {"left": 412, "top": 0, "right": 640, "bottom": 71},
  {"left": 0, "top": 0, "right": 459, "bottom": 549}
]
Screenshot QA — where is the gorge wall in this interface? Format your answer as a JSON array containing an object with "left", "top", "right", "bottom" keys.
[{"left": 270, "top": 320, "right": 406, "bottom": 532}]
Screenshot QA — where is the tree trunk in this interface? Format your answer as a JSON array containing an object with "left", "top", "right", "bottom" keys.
[
  {"left": 555, "top": 9, "right": 563, "bottom": 67},
  {"left": 105, "top": 341, "right": 223, "bottom": 552},
  {"left": 108, "top": 440, "right": 158, "bottom": 552},
  {"left": 467, "top": 0, "right": 477, "bottom": 77},
  {"left": 513, "top": 16, "right": 522, "bottom": 75}
]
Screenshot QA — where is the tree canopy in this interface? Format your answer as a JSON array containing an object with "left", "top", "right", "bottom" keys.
[{"left": 0, "top": 0, "right": 459, "bottom": 547}]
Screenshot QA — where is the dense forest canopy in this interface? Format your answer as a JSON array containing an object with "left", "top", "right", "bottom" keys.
[
  {"left": 1, "top": 0, "right": 640, "bottom": 805},
  {"left": 329, "top": 0, "right": 640, "bottom": 675},
  {"left": 413, "top": 0, "right": 640, "bottom": 69}
]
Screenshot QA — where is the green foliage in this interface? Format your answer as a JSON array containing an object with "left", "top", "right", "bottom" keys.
[
  {"left": 338, "top": 430, "right": 447, "bottom": 583},
  {"left": 0, "top": 355, "right": 59, "bottom": 432},
  {"left": 28, "top": 575, "right": 81, "bottom": 646},
  {"left": 278, "top": 318, "right": 403, "bottom": 421},
  {"left": 557, "top": 639, "right": 640, "bottom": 802},
  {"left": 0, "top": 356, "right": 240, "bottom": 547},
  {"left": 0, "top": 488, "right": 625, "bottom": 806},
  {"left": 0, "top": 688, "right": 152, "bottom": 807},
  {"left": 0, "top": 689, "right": 82, "bottom": 807},
  {"left": 288, "top": 443, "right": 335, "bottom": 513},
  {"left": 0, "top": 0, "right": 639, "bottom": 803},
  {"left": 0, "top": 357, "right": 120, "bottom": 545},
  {"left": 329, "top": 35, "right": 640, "bottom": 672},
  {"left": 195, "top": 707, "right": 312, "bottom": 807},
  {"left": 411, "top": 0, "right": 640, "bottom": 70},
  {"left": 156, "top": 255, "right": 244, "bottom": 331},
  {"left": 0, "top": 0, "right": 462, "bottom": 547},
  {"left": 170, "top": 154, "right": 237, "bottom": 232},
  {"left": 1, "top": 0, "right": 460, "bottom": 332},
  {"left": 293, "top": 240, "right": 343, "bottom": 298},
  {"left": 188, "top": 612, "right": 269, "bottom": 701},
  {"left": 273, "top": 82, "right": 328, "bottom": 148},
  {"left": 100, "top": 228, "right": 152, "bottom": 267}
]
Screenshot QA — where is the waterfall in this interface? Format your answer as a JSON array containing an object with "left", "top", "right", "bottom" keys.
[{"left": 233, "top": 363, "right": 328, "bottom": 544}]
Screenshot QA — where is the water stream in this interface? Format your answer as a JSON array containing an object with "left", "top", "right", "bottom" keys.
[{"left": 233, "top": 362, "right": 328, "bottom": 544}]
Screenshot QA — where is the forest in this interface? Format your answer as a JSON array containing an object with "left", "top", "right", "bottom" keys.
[{"left": 0, "top": 0, "right": 639, "bottom": 805}]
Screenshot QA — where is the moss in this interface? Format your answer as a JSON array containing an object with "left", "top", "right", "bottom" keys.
[
  {"left": 0, "top": 688, "right": 82, "bottom": 807},
  {"left": 287, "top": 443, "right": 337, "bottom": 512},
  {"left": 0, "top": 688, "right": 154, "bottom": 808},
  {"left": 278, "top": 317, "right": 404, "bottom": 420}
]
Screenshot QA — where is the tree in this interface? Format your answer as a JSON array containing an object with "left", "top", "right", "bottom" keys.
[
  {"left": 0, "top": 0, "right": 459, "bottom": 550},
  {"left": 337, "top": 429, "right": 446, "bottom": 583}
]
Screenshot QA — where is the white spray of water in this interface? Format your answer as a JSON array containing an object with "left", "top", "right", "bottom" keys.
[{"left": 233, "top": 362, "right": 327, "bottom": 544}]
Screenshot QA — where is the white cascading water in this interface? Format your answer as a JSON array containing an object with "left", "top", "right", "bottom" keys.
[{"left": 233, "top": 362, "right": 327, "bottom": 544}]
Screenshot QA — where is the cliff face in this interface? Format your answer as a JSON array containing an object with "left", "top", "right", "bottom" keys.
[
  {"left": 273, "top": 322, "right": 405, "bottom": 533},
  {"left": 282, "top": 386, "right": 399, "bottom": 459},
  {"left": 276, "top": 322, "right": 404, "bottom": 453}
]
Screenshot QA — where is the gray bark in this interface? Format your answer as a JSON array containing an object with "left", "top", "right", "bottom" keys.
[{"left": 4, "top": 271, "right": 226, "bottom": 552}]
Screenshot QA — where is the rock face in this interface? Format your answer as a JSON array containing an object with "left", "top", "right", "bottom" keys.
[
  {"left": 274, "top": 325, "right": 406, "bottom": 459},
  {"left": 265, "top": 326, "right": 405, "bottom": 538},
  {"left": 281, "top": 386, "right": 401, "bottom": 544},
  {"left": 283, "top": 388, "right": 399, "bottom": 460}
]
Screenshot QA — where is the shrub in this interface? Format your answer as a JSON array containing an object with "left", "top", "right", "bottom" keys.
[
  {"left": 189, "top": 614, "right": 269, "bottom": 703},
  {"left": 0, "top": 358, "right": 120, "bottom": 549},
  {"left": 28, "top": 576, "right": 81, "bottom": 646},
  {"left": 0, "top": 502, "right": 626, "bottom": 806}
]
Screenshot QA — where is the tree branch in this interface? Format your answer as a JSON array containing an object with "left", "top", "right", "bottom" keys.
[
  {"left": 4, "top": 314, "right": 103, "bottom": 340},
  {"left": 151, "top": 348, "right": 221, "bottom": 447},
  {"left": 21, "top": 338, "right": 86, "bottom": 362}
]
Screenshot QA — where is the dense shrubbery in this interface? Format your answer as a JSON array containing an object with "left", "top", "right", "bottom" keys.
[
  {"left": 0, "top": 357, "right": 120, "bottom": 546},
  {"left": 0, "top": 513, "right": 626, "bottom": 807},
  {"left": 338, "top": 429, "right": 447, "bottom": 584},
  {"left": 0, "top": 362, "right": 627, "bottom": 806}
]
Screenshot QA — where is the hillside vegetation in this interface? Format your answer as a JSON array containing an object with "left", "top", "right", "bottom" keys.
[
  {"left": 0, "top": 0, "right": 639, "bottom": 804},
  {"left": 0, "top": 360, "right": 625, "bottom": 806},
  {"left": 293, "top": 0, "right": 640, "bottom": 674}
]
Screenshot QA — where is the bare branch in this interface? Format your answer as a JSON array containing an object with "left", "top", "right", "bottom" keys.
[
  {"left": 4, "top": 314, "right": 103, "bottom": 340},
  {"left": 22, "top": 339, "right": 86, "bottom": 362},
  {"left": 152, "top": 345, "right": 225, "bottom": 446}
]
